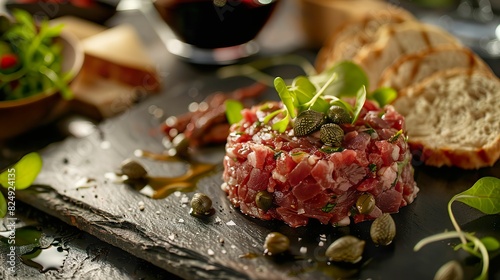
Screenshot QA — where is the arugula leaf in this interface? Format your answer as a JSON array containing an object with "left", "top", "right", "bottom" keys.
[
  {"left": 452, "top": 176, "right": 500, "bottom": 215},
  {"left": 225, "top": 99, "right": 244, "bottom": 125},
  {"left": 309, "top": 61, "right": 369, "bottom": 98},
  {"left": 0, "top": 152, "right": 43, "bottom": 190},
  {"left": 1, "top": 9, "right": 72, "bottom": 101}
]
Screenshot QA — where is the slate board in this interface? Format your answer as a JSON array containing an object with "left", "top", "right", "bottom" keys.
[
  {"left": 14, "top": 73, "right": 500, "bottom": 280},
  {"left": 5, "top": 3, "right": 500, "bottom": 279}
]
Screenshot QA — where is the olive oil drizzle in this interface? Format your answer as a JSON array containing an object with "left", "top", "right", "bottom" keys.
[{"left": 133, "top": 149, "right": 216, "bottom": 199}]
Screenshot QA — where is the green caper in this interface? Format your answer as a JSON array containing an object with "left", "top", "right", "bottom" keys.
[
  {"left": 434, "top": 260, "right": 463, "bottom": 280},
  {"left": 264, "top": 232, "right": 290, "bottom": 255},
  {"left": 325, "top": 235, "right": 365, "bottom": 263},
  {"left": 327, "top": 105, "right": 352, "bottom": 124},
  {"left": 320, "top": 123, "right": 344, "bottom": 146},
  {"left": 120, "top": 159, "right": 148, "bottom": 180},
  {"left": 294, "top": 110, "right": 327, "bottom": 136},
  {"left": 370, "top": 213, "right": 396, "bottom": 246},
  {"left": 255, "top": 190, "right": 273, "bottom": 211},
  {"left": 190, "top": 193, "right": 213, "bottom": 215},
  {"left": 356, "top": 193, "right": 375, "bottom": 214}
]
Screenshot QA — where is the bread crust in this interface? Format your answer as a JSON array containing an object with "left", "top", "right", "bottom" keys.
[
  {"left": 315, "top": 6, "right": 415, "bottom": 73},
  {"left": 378, "top": 45, "right": 493, "bottom": 92},
  {"left": 392, "top": 69, "right": 500, "bottom": 169},
  {"left": 352, "top": 21, "right": 461, "bottom": 91}
]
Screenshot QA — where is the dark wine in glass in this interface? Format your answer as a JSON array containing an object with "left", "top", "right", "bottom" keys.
[{"left": 152, "top": 0, "right": 280, "bottom": 64}]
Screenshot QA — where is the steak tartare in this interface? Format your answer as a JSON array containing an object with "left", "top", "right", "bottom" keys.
[{"left": 222, "top": 100, "right": 418, "bottom": 227}]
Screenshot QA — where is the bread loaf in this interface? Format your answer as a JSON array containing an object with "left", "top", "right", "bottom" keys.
[
  {"left": 378, "top": 45, "right": 492, "bottom": 92},
  {"left": 392, "top": 69, "right": 500, "bottom": 169},
  {"left": 315, "top": 8, "right": 415, "bottom": 73},
  {"left": 353, "top": 21, "right": 462, "bottom": 91}
]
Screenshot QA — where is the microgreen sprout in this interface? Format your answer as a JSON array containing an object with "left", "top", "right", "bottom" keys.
[
  {"left": 414, "top": 177, "right": 500, "bottom": 280},
  {"left": 224, "top": 60, "right": 397, "bottom": 132}
]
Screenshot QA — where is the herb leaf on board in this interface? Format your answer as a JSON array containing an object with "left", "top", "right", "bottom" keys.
[
  {"left": 0, "top": 152, "right": 43, "bottom": 190},
  {"left": 452, "top": 176, "right": 500, "bottom": 215}
]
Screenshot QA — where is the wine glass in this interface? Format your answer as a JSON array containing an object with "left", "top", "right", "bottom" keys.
[{"left": 149, "top": 0, "right": 280, "bottom": 65}]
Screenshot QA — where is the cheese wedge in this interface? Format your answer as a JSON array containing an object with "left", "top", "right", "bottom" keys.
[
  {"left": 81, "top": 24, "right": 160, "bottom": 91},
  {"left": 50, "top": 16, "right": 106, "bottom": 40}
]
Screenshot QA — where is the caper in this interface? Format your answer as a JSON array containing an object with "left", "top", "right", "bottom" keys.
[
  {"left": 325, "top": 235, "right": 365, "bottom": 263},
  {"left": 356, "top": 193, "right": 375, "bottom": 214},
  {"left": 370, "top": 213, "right": 396, "bottom": 246},
  {"left": 169, "top": 133, "right": 190, "bottom": 157},
  {"left": 327, "top": 105, "right": 352, "bottom": 124},
  {"left": 434, "top": 260, "right": 463, "bottom": 280},
  {"left": 120, "top": 159, "right": 148, "bottom": 180},
  {"left": 255, "top": 190, "right": 273, "bottom": 211},
  {"left": 190, "top": 193, "right": 213, "bottom": 215},
  {"left": 319, "top": 123, "right": 344, "bottom": 146},
  {"left": 294, "top": 110, "right": 327, "bottom": 136},
  {"left": 264, "top": 232, "right": 290, "bottom": 255}
]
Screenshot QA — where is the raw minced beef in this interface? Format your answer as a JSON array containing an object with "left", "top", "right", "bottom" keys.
[{"left": 222, "top": 100, "right": 418, "bottom": 227}]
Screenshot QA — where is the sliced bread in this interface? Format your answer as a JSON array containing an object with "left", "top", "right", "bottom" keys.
[
  {"left": 315, "top": 7, "right": 415, "bottom": 73},
  {"left": 353, "top": 21, "right": 462, "bottom": 91},
  {"left": 378, "top": 45, "right": 492, "bottom": 92},
  {"left": 299, "top": 0, "right": 409, "bottom": 48},
  {"left": 392, "top": 69, "right": 500, "bottom": 169}
]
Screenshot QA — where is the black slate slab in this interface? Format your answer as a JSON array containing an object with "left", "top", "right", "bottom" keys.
[{"left": 12, "top": 75, "right": 500, "bottom": 280}]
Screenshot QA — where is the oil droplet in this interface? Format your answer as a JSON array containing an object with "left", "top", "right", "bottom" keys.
[
  {"left": 128, "top": 150, "right": 216, "bottom": 199},
  {"left": 239, "top": 252, "right": 260, "bottom": 259},
  {"left": 20, "top": 244, "right": 68, "bottom": 272}
]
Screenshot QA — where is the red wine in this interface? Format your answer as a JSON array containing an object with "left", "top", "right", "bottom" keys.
[{"left": 153, "top": 0, "right": 279, "bottom": 49}]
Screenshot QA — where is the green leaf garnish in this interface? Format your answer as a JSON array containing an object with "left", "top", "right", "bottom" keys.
[
  {"left": 1, "top": 9, "right": 73, "bottom": 101},
  {"left": 371, "top": 87, "right": 398, "bottom": 107},
  {"left": 414, "top": 176, "right": 500, "bottom": 280},
  {"left": 319, "top": 146, "right": 344, "bottom": 154},
  {"left": 351, "top": 86, "right": 367, "bottom": 124},
  {"left": 0, "top": 152, "right": 43, "bottom": 190},
  {"left": 225, "top": 99, "right": 244, "bottom": 125},
  {"left": 452, "top": 176, "right": 500, "bottom": 215},
  {"left": 0, "top": 194, "right": 6, "bottom": 219},
  {"left": 271, "top": 109, "right": 290, "bottom": 133},
  {"left": 321, "top": 203, "right": 336, "bottom": 213},
  {"left": 309, "top": 61, "right": 369, "bottom": 98},
  {"left": 274, "top": 77, "right": 297, "bottom": 118},
  {"left": 388, "top": 129, "right": 403, "bottom": 143}
]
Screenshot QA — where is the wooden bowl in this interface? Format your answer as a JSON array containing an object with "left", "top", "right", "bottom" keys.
[{"left": 0, "top": 32, "right": 84, "bottom": 140}]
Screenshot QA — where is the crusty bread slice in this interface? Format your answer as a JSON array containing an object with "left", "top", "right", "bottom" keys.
[
  {"left": 392, "top": 69, "right": 500, "bottom": 169},
  {"left": 299, "top": 0, "right": 408, "bottom": 48},
  {"left": 315, "top": 7, "right": 415, "bottom": 73},
  {"left": 378, "top": 45, "right": 492, "bottom": 92},
  {"left": 353, "top": 21, "right": 461, "bottom": 91}
]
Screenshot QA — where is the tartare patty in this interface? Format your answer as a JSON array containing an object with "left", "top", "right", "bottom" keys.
[{"left": 222, "top": 100, "right": 418, "bottom": 227}]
